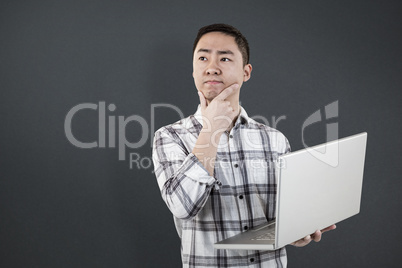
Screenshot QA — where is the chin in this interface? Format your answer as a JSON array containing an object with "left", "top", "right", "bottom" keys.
[{"left": 205, "top": 90, "right": 221, "bottom": 100}]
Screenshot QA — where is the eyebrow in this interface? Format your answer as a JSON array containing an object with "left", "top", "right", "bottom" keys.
[{"left": 196, "top": 48, "right": 234, "bottom": 55}]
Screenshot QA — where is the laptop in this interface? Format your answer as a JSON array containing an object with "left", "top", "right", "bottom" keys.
[{"left": 214, "top": 132, "right": 367, "bottom": 250}]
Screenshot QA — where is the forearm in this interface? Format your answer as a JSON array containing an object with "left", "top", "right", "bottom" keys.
[
  {"left": 155, "top": 153, "right": 217, "bottom": 220},
  {"left": 153, "top": 129, "right": 219, "bottom": 220},
  {"left": 191, "top": 127, "right": 223, "bottom": 176}
]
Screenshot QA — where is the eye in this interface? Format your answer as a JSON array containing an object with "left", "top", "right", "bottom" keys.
[
  {"left": 199, "top": 56, "right": 207, "bottom": 61},
  {"left": 221, "top": 58, "right": 230, "bottom": 62}
]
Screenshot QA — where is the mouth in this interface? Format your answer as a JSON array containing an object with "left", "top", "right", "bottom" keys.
[{"left": 204, "top": 80, "right": 223, "bottom": 85}]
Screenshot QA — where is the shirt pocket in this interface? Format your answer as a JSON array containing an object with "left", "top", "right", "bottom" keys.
[
  {"left": 248, "top": 158, "right": 269, "bottom": 184},
  {"left": 248, "top": 154, "right": 279, "bottom": 185}
]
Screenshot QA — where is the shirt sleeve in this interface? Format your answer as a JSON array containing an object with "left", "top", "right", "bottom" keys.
[
  {"left": 268, "top": 128, "right": 291, "bottom": 155},
  {"left": 152, "top": 127, "right": 218, "bottom": 220},
  {"left": 283, "top": 134, "right": 291, "bottom": 154}
]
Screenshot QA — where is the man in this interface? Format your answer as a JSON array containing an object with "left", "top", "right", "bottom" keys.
[{"left": 152, "top": 23, "right": 335, "bottom": 267}]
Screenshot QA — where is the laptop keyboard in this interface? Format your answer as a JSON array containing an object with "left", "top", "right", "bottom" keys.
[{"left": 251, "top": 231, "right": 275, "bottom": 240}]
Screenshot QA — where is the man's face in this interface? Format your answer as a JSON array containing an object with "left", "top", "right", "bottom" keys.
[{"left": 193, "top": 32, "right": 252, "bottom": 102}]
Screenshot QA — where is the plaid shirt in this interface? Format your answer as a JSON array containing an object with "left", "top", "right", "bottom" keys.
[{"left": 153, "top": 106, "right": 291, "bottom": 267}]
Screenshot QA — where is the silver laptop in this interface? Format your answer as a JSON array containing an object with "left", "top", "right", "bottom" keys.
[{"left": 214, "top": 132, "right": 367, "bottom": 250}]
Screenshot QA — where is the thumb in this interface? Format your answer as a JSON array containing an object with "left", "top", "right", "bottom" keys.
[{"left": 198, "top": 91, "right": 207, "bottom": 110}]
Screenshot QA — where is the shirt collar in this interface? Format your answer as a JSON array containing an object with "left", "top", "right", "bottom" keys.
[{"left": 193, "top": 105, "right": 250, "bottom": 128}]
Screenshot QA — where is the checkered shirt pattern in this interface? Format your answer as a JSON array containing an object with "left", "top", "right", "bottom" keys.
[{"left": 152, "top": 106, "right": 291, "bottom": 267}]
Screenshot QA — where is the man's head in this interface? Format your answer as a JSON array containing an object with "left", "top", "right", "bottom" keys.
[
  {"left": 193, "top": 23, "right": 250, "bottom": 66},
  {"left": 192, "top": 24, "right": 252, "bottom": 103}
]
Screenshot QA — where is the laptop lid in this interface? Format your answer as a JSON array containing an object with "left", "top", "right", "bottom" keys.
[
  {"left": 274, "top": 132, "right": 367, "bottom": 248},
  {"left": 214, "top": 132, "right": 367, "bottom": 250}
]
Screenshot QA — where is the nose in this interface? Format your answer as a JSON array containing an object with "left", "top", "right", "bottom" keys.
[{"left": 206, "top": 60, "right": 221, "bottom": 75}]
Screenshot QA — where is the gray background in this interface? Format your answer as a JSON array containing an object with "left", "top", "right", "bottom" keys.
[{"left": 1, "top": 0, "right": 401, "bottom": 267}]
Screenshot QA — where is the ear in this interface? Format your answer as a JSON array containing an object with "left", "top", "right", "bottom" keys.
[{"left": 243, "top": 64, "right": 252, "bottom": 82}]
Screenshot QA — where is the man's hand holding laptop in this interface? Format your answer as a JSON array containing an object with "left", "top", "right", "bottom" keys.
[{"left": 291, "top": 225, "right": 337, "bottom": 247}]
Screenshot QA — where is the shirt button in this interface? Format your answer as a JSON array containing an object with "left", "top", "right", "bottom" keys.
[
  {"left": 244, "top": 226, "right": 248, "bottom": 230},
  {"left": 239, "top": 195, "right": 243, "bottom": 199},
  {"left": 229, "top": 135, "right": 233, "bottom": 139},
  {"left": 234, "top": 164, "right": 239, "bottom": 168},
  {"left": 250, "top": 258, "right": 255, "bottom": 262}
]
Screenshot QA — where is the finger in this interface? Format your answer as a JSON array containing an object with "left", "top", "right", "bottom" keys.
[
  {"left": 299, "top": 235, "right": 312, "bottom": 247},
  {"left": 215, "top": 84, "right": 239, "bottom": 101},
  {"left": 321, "top": 224, "right": 336, "bottom": 233},
  {"left": 304, "top": 235, "right": 312, "bottom": 243},
  {"left": 198, "top": 91, "right": 207, "bottom": 110},
  {"left": 299, "top": 235, "right": 312, "bottom": 246},
  {"left": 312, "top": 230, "right": 322, "bottom": 242},
  {"left": 291, "top": 235, "right": 312, "bottom": 247}
]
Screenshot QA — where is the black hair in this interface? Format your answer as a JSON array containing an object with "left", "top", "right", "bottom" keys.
[{"left": 192, "top": 23, "right": 250, "bottom": 66}]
